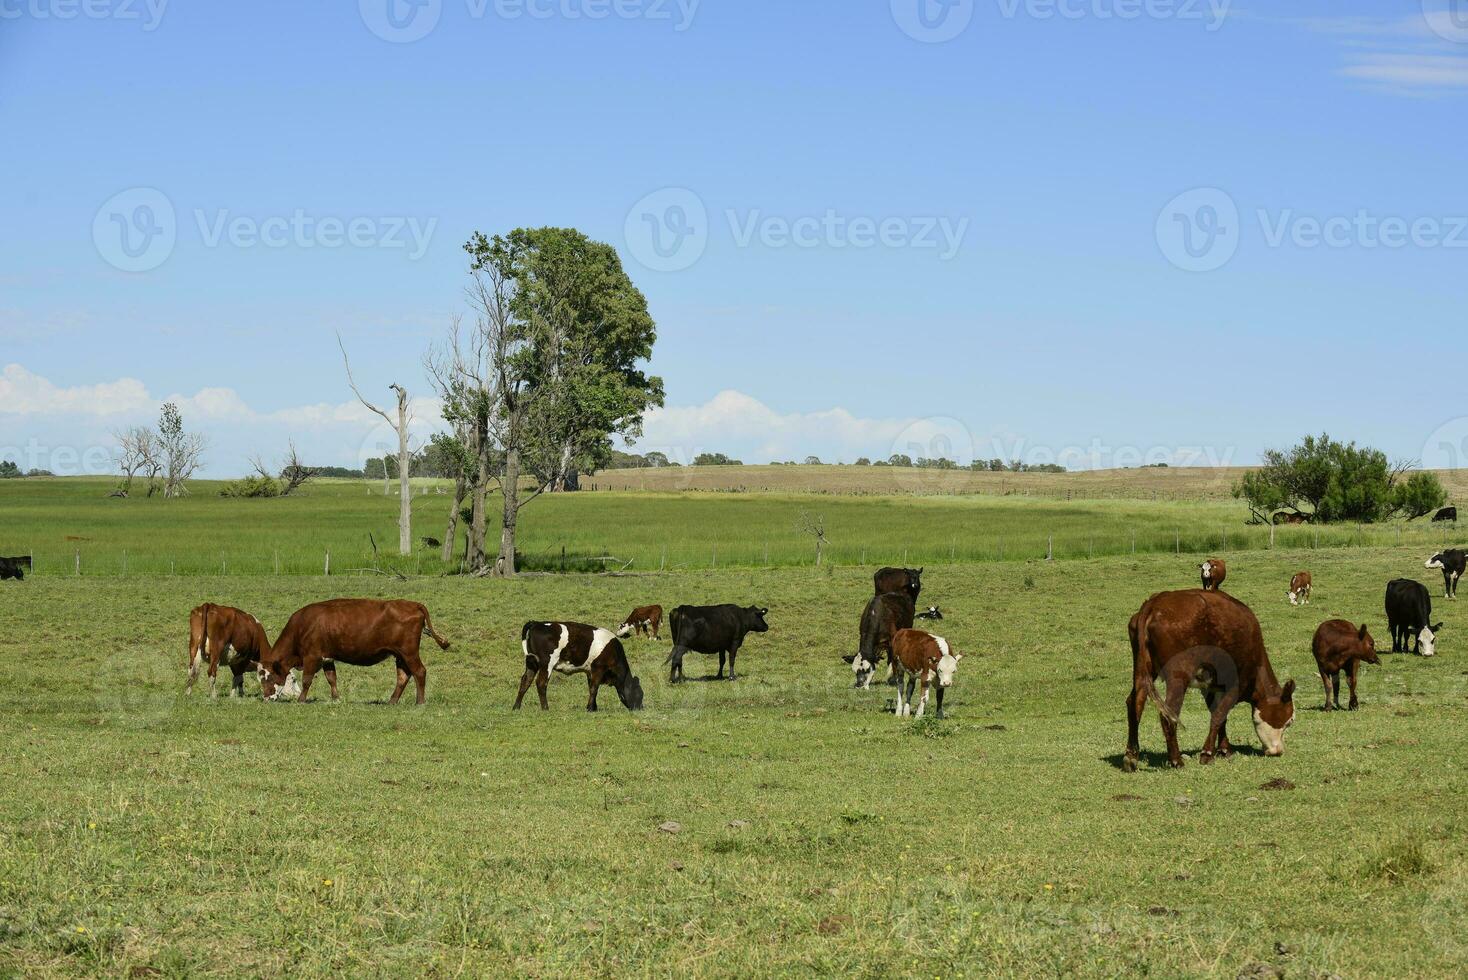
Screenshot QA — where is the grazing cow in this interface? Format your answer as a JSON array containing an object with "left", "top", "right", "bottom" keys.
[
  {"left": 1272, "top": 511, "right": 1310, "bottom": 525},
  {"left": 665, "top": 604, "right": 769, "bottom": 683},
  {"left": 0, "top": 556, "right": 30, "bottom": 581},
  {"left": 889, "top": 629, "right": 962, "bottom": 719},
  {"left": 1384, "top": 579, "right": 1441, "bottom": 656},
  {"left": 1312, "top": 620, "right": 1380, "bottom": 711},
  {"left": 843, "top": 592, "right": 915, "bottom": 689},
  {"left": 185, "top": 603, "right": 320, "bottom": 699},
  {"left": 1288, "top": 571, "right": 1313, "bottom": 606},
  {"left": 873, "top": 566, "right": 923, "bottom": 601},
  {"left": 916, "top": 605, "right": 943, "bottom": 621},
  {"left": 515, "top": 622, "right": 644, "bottom": 712},
  {"left": 1432, "top": 506, "right": 1457, "bottom": 523},
  {"left": 260, "top": 598, "right": 450, "bottom": 704},
  {"left": 1199, "top": 558, "right": 1226, "bottom": 591},
  {"left": 1425, "top": 549, "right": 1467, "bottom": 599},
  {"left": 1125, "top": 590, "right": 1296, "bottom": 770},
  {"left": 615, "top": 604, "right": 664, "bottom": 640}
]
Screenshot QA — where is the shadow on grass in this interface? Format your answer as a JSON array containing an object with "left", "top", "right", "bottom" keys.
[{"left": 1101, "top": 744, "right": 1269, "bottom": 770}]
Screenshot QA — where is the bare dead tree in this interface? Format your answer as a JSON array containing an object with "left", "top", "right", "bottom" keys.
[
  {"left": 157, "top": 402, "right": 205, "bottom": 498},
  {"left": 796, "top": 510, "right": 829, "bottom": 566},
  {"left": 112, "top": 425, "right": 158, "bottom": 497},
  {"left": 340, "top": 335, "right": 412, "bottom": 555}
]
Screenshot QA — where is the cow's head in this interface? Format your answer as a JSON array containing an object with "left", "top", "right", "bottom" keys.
[
  {"left": 1426, "top": 552, "right": 1446, "bottom": 570},
  {"left": 934, "top": 647, "right": 963, "bottom": 688},
  {"left": 844, "top": 652, "right": 877, "bottom": 688},
  {"left": 744, "top": 607, "right": 770, "bottom": 632},
  {"left": 1200, "top": 561, "right": 1213, "bottom": 578},
  {"left": 1252, "top": 679, "right": 1296, "bottom": 756},
  {"left": 257, "top": 664, "right": 299, "bottom": 701},
  {"left": 1420, "top": 622, "right": 1443, "bottom": 657},
  {"left": 615, "top": 622, "right": 635, "bottom": 639},
  {"left": 617, "top": 673, "right": 644, "bottom": 711},
  {"left": 1356, "top": 623, "right": 1380, "bottom": 665}
]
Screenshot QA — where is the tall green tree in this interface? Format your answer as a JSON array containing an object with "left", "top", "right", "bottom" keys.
[{"left": 1233, "top": 433, "right": 1444, "bottom": 524}]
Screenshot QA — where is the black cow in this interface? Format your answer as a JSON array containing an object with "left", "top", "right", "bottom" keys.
[
  {"left": 843, "top": 592, "right": 915, "bottom": 688},
  {"left": 0, "top": 556, "right": 31, "bottom": 581},
  {"left": 1385, "top": 579, "right": 1442, "bottom": 656},
  {"left": 665, "top": 604, "right": 769, "bottom": 683},
  {"left": 516, "top": 621, "right": 643, "bottom": 712},
  {"left": 1426, "top": 549, "right": 1468, "bottom": 599},
  {"left": 1432, "top": 506, "right": 1457, "bottom": 523},
  {"left": 873, "top": 566, "right": 923, "bottom": 601}
]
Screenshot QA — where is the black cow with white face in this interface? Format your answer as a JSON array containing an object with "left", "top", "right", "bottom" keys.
[
  {"left": 843, "top": 592, "right": 915, "bottom": 689},
  {"left": 1385, "top": 579, "right": 1442, "bottom": 656},
  {"left": 0, "top": 556, "right": 31, "bottom": 581},
  {"left": 665, "top": 604, "right": 769, "bottom": 683},
  {"left": 1426, "top": 549, "right": 1467, "bottom": 599},
  {"left": 515, "top": 621, "right": 643, "bottom": 712}
]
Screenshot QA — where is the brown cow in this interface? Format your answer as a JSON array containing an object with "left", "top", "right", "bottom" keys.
[
  {"left": 1125, "top": 590, "right": 1295, "bottom": 770},
  {"left": 260, "top": 599, "right": 449, "bottom": 705},
  {"left": 615, "top": 604, "right": 663, "bottom": 640},
  {"left": 515, "top": 621, "right": 644, "bottom": 711},
  {"left": 889, "top": 628, "right": 962, "bottom": 719},
  {"left": 873, "top": 566, "right": 923, "bottom": 601},
  {"left": 1288, "top": 571, "right": 1312, "bottom": 606},
  {"left": 185, "top": 603, "right": 319, "bottom": 699},
  {"left": 1312, "top": 620, "right": 1379, "bottom": 711},
  {"left": 1200, "top": 558, "right": 1226, "bottom": 591}
]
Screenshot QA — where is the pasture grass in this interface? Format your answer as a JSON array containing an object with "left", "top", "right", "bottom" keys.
[
  {"left": 2, "top": 476, "right": 1463, "bottom": 578},
  {"left": 1, "top": 546, "right": 1465, "bottom": 976}
]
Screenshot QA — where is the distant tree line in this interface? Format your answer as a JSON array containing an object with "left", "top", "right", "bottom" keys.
[{"left": 0, "top": 461, "right": 52, "bottom": 478}]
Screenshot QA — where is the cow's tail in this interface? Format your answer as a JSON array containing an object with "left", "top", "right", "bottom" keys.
[
  {"left": 421, "top": 606, "right": 451, "bottom": 650},
  {"left": 187, "top": 604, "right": 208, "bottom": 669},
  {"left": 858, "top": 599, "right": 880, "bottom": 664},
  {"left": 1132, "top": 608, "right": 1176, "bottom": 724},
  {"left": 664, "top": 606, "right": 686, "bottom": 663}
]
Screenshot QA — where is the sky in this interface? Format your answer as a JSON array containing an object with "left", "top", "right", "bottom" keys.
[{"left": 2, "top": 1, "right": 1467, "bottom": 477}]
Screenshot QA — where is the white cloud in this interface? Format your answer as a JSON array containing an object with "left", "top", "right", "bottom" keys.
[
  {"left": 1339, "top": 53, "right": 1468, "bottom": 89},
  {"left": 0, "top": 364, "right": 154, "bottom": 417},
  {"left": 1279, "top": 9, "right": 1468, "bottom": 93}
]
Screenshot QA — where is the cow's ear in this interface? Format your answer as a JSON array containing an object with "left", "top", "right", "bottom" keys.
[
  {"left": 1433, "top": 622, "right": 1445, "bottom": 632},
  {"left": 760, "top": 607, "right": 768, "bottom": 616},
  {"left": 1358, "top": 623, "right": 1369, "bottom": 640},
  {"left": 1282, "top": 679, "right": 1296, "bottom": 701},
  {"left": 916, "top": 567, "right": 924, "bottom": 574},
  {"left": 842, "top": 654, "right": 856, "bottom": 664}
]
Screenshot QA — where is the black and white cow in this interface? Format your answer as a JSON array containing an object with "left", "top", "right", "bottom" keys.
[
  {"left": 915, "top": 605, "right": 943, "bottom": 621},
  {"left": 843, "top": 592, "right": 915, "bottom": 689},
  {"left": 0, "top": 556, "right": 31, "bottom": 581},
  {"left": 665, "top": 604, "right": 769, "bottom": 683},
  {"left": 1385, "top": 579, "right": 1442, "bottom": 656},
  {"left": 515, "top": 621, "right": 644, "bottom": 711},
  {"left": 1425, "top": 549, "right": 1467, "bottom": 599}
]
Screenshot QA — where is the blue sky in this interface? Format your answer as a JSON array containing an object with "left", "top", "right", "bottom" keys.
[{"left": 3, "top": 1, "right": 1467, "bottom": 476}]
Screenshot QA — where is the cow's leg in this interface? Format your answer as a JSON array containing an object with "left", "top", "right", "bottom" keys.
[
  {"left": 1121, "top": 680, "right": 1145, "bottom": 774},
  {"left": 934, "top": 684, "right": 946, "bottom": 720},
  {"left": 513, "top": 666, "right": 537, "bottom": 709},
  {"left": 892, "top": 670, "right": 906, "bottom": 716},
  {"left": 1319, "top": 670, "right": 1333, "bottom": 711},
  {"left": 728, "top": 640, "right": 741, "bottom": 681},
  {"left": 187, "top": 642, "right": 204, "bottom": 695},
  {"left": 1347, "top": 659, "right": 1360, "bottom": 710},
  {"left": 388, "top": 657, "right": 411, "bottom": 706},
  {"left": 207, "top": 643, "right": 227, "bottom": 700},
  {"left": 1160, "top": 700, "right": 1184, "bottom": 768},
  {"left": 324, "top": 662, "right": 340, "bottom": 701},
  {"left": 230, "top": 663, "right": 248, "bottom": 698},
  {"left": 668, "top": 646, "right": 685, "bottom": 684},
  {"left": 405, "top": 653, "right": 427, "bottom": 705},
  {"left": 716, "top": 650, "right": 726, "bottom": 680},
  {"left": 536, "top": 668, "right": 550, "bottom": 710},
  {"left": 297, "top": 659, "right": 319, "bottom": 703},
  {"left": 586, "top": 671, "right": 601, "bottom": 712},
  {"left": 913, "top": 673, "right": 930, "bottom": 718}
]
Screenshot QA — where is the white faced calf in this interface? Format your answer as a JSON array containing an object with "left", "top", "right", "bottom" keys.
[{"left": 889, "top": 628, "right": 962, "bottom": 719}]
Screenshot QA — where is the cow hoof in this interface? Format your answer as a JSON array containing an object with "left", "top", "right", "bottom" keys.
[
  {"left": 1348, "top": 702, "right": 1359, "bottom": 711},
  {"left": 1167, "top": 758, "right": 1185, "bottom": 769},
  {"left": 1121, "top": 754, "right": 1138, "bottom": 773},
  {"left": 1199, "top": 752, "right": 1214, "bottom": 765},
  {"left": 935, "top": 709, "right": 945, "bottom": 720}
]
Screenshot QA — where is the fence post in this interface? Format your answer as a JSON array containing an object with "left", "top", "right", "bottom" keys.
[
  {"left": 75, "top": 549, "right": 80, "bottom": 576},
  {"left": 325, "top": 550, "right": 331, "bottom": 576},
  {"left": 1046, "top": 536, "right": 1053, "bottom": 561},
  {"left": 122, "top": 550, "right": 127, "bottom": 577},
  {"left": 1175, "top": 530, "right": 1180, "bottom": 554}
]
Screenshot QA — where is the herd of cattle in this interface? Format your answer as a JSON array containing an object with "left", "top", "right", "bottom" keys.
[{"left": 5, "top": 542, "right": 1462, "bottom": 767}]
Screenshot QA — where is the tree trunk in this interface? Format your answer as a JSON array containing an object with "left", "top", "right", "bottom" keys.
[
  {"left": 442, "top": 476, "right": 465, "bottom": 564},
  {"left": 494, "top": 447, "right": 520, "bottom": 577},
  {"left": 396, "top": 394, "right": 411, "bottom": 556},
  {"left": 552, "top": 440, "right": 578, "bottom": 491}
]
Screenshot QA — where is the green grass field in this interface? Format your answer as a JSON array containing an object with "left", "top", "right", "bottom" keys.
[
  {"left": 2, "top": 476, "right": 1463, "bottom": 577},
  {"left": 1, "top": 479, "right": 1466, "bottom": 976}
]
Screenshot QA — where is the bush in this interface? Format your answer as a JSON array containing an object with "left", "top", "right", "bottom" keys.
[
  {"left": 1233, "top": 433, "right": 1445, "bottom": 524},
  {"left": 219, "top": 476, "right": 281, "bottom": 498}
]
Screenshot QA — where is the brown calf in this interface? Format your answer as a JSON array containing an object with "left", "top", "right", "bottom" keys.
[
  {"left": 1289, "top": 571, "right": 1312, "bottom": 606},
  {"left": 260, "top": 598, "right": 449, "bottom": 704},
  {"left": 889, "top": 628, "right": 962, "bottom": 719},
  {"left": 186, "top": 604, "right": 291, "bottom": 698},
  {"left": 615, "top": 604, "right": 663, "bottom": 640},
  {"left": 1312, "top": 620, "right": 1379, "bottom": 711},
  {"left": 1200, "top": 558, "right": 1226, "bottom": 591},
  {"left": 1126, "top": 590, "right": 1295, "bottom": 770},
  {"left": 515, "top": 621, "right": 644, "bottom": 711}
]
